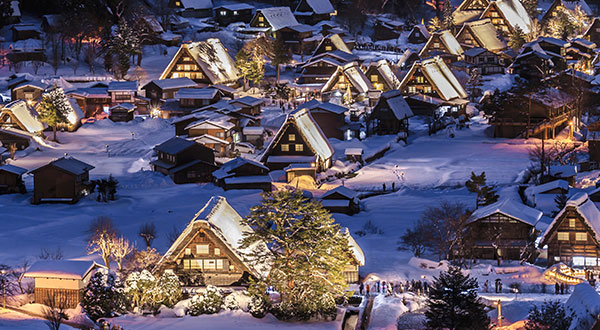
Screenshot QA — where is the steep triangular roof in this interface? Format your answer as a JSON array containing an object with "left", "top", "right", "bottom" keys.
[
  {"left": 408, "top": 24, "right": 430, "bottom": 41},
  {"left": 376, "top": 90, "right": 414, "bottom": 120},
  {"left": 368, "top": 59, "right": 402, "bottom": 90},
  {"left": 321, "top": 61, "right": 374, "bottom": 94},
  {"left": 400, "top": 56, "right": 467, "bottom": 100},
  {"left": 540, "top": 193, "right": 600, "bottom": 246},
  {"left": 160, "top": 39, "right": 240, "bottom": 84},
  {"left": 0, "top": 100, "right": 45, "bottom": 133},
  {"left": 311, "top": 33, "right": 351, "bottom": 57},
  {"left": 31, "top": 157, "right": 95, "bottom": 175},
  {"left": 467, "top": 198, "right": 543, "bottom": 226},
  {"left": 457, "top": 18, "right": 507, "bottom": 52},
  {"left": 481, "top": 0, "right": 533, "bottom": 33},
  {"left": 154, "top": 196, "right": 270, "bottom": 277},
  {"left": 254, "top": 7, "right": 299, "bottom": 31},
  {"left": 295, "top": 0, "right": 335, "bottom": 15},
  {"left": 419, "top": 30, "right": 464, "bottom": 57}
]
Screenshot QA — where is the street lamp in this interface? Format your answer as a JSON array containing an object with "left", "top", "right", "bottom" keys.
[{"left": 1, "top": 269, "right": 6, "bottom": 309}]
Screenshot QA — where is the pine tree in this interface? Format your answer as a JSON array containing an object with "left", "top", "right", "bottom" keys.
[
  {"left": 509, "top": 25, "right": 526, "bottom": 50},
  {"left": 428, "top": 16, "right": 442, "bottom": 32},
  {"left": 442, "top": 0, "right": 454, "bottom": 30},
  {"left": 524, "top": 300, "right": 573, "bottom": 330},
  {"left": 522, "top": 0, "right": 539, "bottom": 19},
  {"left": 38, "top": 87, "right": 71, "bottom": 142},
  {"left": 240, "top": 189, "right": 352, "bottom": 320},
  {"left": 465, "top": 172, "right": 499, "bottom": 209},
  {"left": 425, "top": 266, "right": 490, "bottom": 330},
  {"left": 0, "top": 0, "right": 13, "bottom": 27},
  {"left": 271, "top": 37, "right": 291, "bottom": 83},
  {"left": 553, "top": 191, "right": 568, "bottom": 216},
  {"left": 81, "top": 269, "right": 126, "bottom": 322}
]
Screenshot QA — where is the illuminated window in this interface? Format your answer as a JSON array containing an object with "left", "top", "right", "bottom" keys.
[
  {"left": 233, "top": 10, "right": 238, "bottom": 15},
  {"left": 557, "top": 232, "right": 569, "bottom": 240},
  {"left": 172, "top": 73, "right": 179, "bottom": 78},
  {"left": 423, "top": 86, "right": 432, "bottom": 93},
  {"left": 295, "top": 144, "right": 303, "bottom": 151},
  {"left": 416, "top": 76, "right": 424, "bottom": 83},
  {"left": 183, "top": 56, "right": 191, "bottom": 61},
  {"left": 325, "top": 45, "right": 332, "bottom": 51},
  {"left": 576, "top": 233, "right": 587, "bottom": 241},
  {"left": 570, "top": 219, "right": 576, "bottom": 227},
  {"left": 214, "top": 248, "right": 220, "bottom": 255},
  {"left": 288, "top": 134, "right": 295, "bottom": 141},
  {"left": 216, "top": 259, "right": 224, "bottom": 269},
  {"left": 433, "top": 42, "right": 440, "bottom": 48},
  {"left": 220, "top": 10, "right": 227, "bottom": 16},
  {"left": 573, "top": 256, "right": 585, "bottom": 266},
  {"left": 281, "top": 144, "right": 289, "bottom": 151},
  {"left": 408, "top": 86, "right": 416, "bottom": 93},
  {"left": 185, "top": 248, "right": 191, "bottom": 255},
  {"left": 258, "top": 16, "right": 264, "bottom": 22},
  {"left": 196, "top": 244, "right": 209, "bottom": 254},
  {"left": 371, "top": 75, "right": 378, "bottom": 82},
  {"left": 339, "top": 75, "right": 345, "bottom": 82},
  {"left": 204, "top": 259, "right": 216, "bottom": 270},
  {"left": 175, "top": 1, "right": 181, "bottom": 6}
]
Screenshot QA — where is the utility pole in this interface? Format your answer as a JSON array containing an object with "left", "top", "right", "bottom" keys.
[{"left": 1, "top": 269, "right": 5, "bottom": 309}]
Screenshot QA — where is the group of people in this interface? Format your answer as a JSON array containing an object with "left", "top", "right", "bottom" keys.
[
  {"left": 482, "top": 279, "right": 503, "bottom": 293},
  {"left": 359, "top": 279, "right": 430, "bottom": 297},
  {"left": 555, "top": 282, "right": 569, "bottom": 294}
]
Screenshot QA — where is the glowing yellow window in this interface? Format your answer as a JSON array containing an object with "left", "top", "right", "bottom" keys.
[
  {"left": 325, "top": 45, "right": 332, "bottom": 51},
  {"left": 295, "top": 144, "right": 303, "bottom": 152},
  {"left": 371, "top": 75, "right": 378, "bottom": 82},
  {"left": 339, "top": 75, "right": 345, "bottom": 82},
  {"left": 281, "top": 144, "right": 289, "bottom": 151},
  {"left": 557, "top": 232, "right": 569, "bottom": 241},
  {"left": 576, "top": 233, "right": 587, "bottom": 241},
  {"left": 214, "top": 248, "right": 221, "bottom": 255},
  {"left": 175, "top": 1, "right": 181, "bottom": 6},
  {"left": 288, "top": 134, "right": 295, "bottom": 141},
  {"left": 570, "top": 219, "right": 576, "bottom": 228},
  {"left": 259, "top": 16, "right": 264, "bottom": 22}
]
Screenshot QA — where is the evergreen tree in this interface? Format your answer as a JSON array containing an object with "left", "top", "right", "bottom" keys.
[
  {"left": 240, "top": 189, "right": 352, "bottom": 320},
  {"left": 466, "top": 68, "right": 481, "bottom": 101},
  {"left": 38, "top": 87, "right": 71, "bottom": 142},
  {"left": 108, "top": 18, "right": 139, "bottom": 79},
  {"left": 81, "top": 269, "right": 126, "bottom": 322},
  {"left": 522, "top": 0, "right": 539, "bottom": 20},
  {"left": 428, "top": 16, "right": 442, "bottom": 32},
  {"left": 524, "top": 300, "right": 573, "bottom": 330},
  {"left": 553, "top": 191, "right": 568, "bottom": 216},
  {"left": 271, "top": 37, "right": 291, "bottom": 83},
  {"left": 442, "top": 0, "right": 454, "bottom": 30},
  {"left": 0, "top": 0, "right": 14, "bottom": 27},
  {"left": 465, "top": 172, "right": 499, "bottom": 209},
  {"left": 425, "top": 266, "right": 490, "bottom": 330},
  {"left": 509, "top": 25, "right": 526, "bottom": 50}
]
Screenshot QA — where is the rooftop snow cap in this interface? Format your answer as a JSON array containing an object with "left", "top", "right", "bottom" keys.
[
  {"left": 25, "top": 260, "right": 103, "bottom": 280},
  {"left": 154, "top": 137, "right": 196, "bottom": 155},
  {"left": 467, "top": 198, "right": 543, "bottom": 226}
]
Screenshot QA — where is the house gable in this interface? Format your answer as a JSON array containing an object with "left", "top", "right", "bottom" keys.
[
  {"left": 399, "top": 66, "right": 441, "bottom": 99},
  {"left": 265, "top": 122, "right": 314, "bottom": 158},
  {"left": 160, "top": 46, "right": 209, "bottom": 83},
  {"left": 249, "top": 11, "right": 270, "bottom": 29},
  {"left": 457, "top": 0, "right": 490, "bottom": 11}
]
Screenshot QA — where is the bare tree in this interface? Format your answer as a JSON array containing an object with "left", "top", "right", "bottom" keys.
[
  {"left": 87, "top": 217, "right": 118, "bottom": 269},
  {"left": 166, "top": 225, "right": 181, "bottom": 246},
  {"left": 67, "top": 56, "right": 79, "bottom": 75},
  {"left": 31, "top": 60, "right": 44, "bottom": 75},
  {"left": 420, "top": 201, "right": 469, "bottom": 261},
  {"left": 84, "top": 40, "right": 100, "bottom": 74},
  {"left": 39, "top": 247, "right": 64, "bottom": 260},
  {"left": 153, "top": 0, "right": 174, "bottom": 30},
  {"left": 139, "top": 222, "right": 156, "bottom": 249},
  {"left": 42, "top": 293, "right": 69, "bottom": 330},
  {"left": 112, "top": 236, "right": 134, "bottom": 271},
  {"left": 123, "top": 247, "right": 161, "bottom": 275},
  {"left": 15, "top": 259, "right": 31, "bottom": 294}
]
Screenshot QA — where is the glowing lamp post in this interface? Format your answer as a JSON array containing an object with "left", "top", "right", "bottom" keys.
[{"left": 1, "top": 269, "right": 5, "bottom": 309}]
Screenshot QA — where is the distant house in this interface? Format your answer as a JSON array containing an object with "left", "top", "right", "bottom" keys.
[
  {"left": 214, "top": 3, "right": 254, "bottom": 26},
  {"left": 294, "top": 0, "right": 335, "bottom": 25},
  {"left": 177, "top": 88, "right": 223, "bottom": 108},
  {"left": 11, "top": 81, "right": 47, "bottom": 102},
  {"left": 107, "top": 81, "right": 138, "bottom": 105},
  {"left": 342, "top": 228, "right": 364, "bottom": 283},
  {"left": 8, "top": 38, "right": 45, "bottom": 63},
  {"left": 366, "top": 89, "right": 413, "bottom": 137},
  {"left": 541, "top": 0, "right": 592, "bottom": 24},
  {"left": 153, "top": 196, "right": 270, "bottom": 286},
  {"left": 249, "top": 7, "right": 300, "bottom": 35},
  {"left": 31, "top": 157, "right": 94, "bottom": 204},
  {"left": 212, "top": 157, "right": 271, "bottom": 191},
  {"left": 24, "top": 260, "right": 104, "bottom": 308},
  {"left": 152, "top": 137, "right": 217, "bottom": 184},
  {"left": 179, "top": 111, "right": 238, "bottom": 157},
  {"left": 464, "top": 199, "right": 542, "bottom": 261},
  {"left": 452, "top": 0, "right": 490, "bottom": 26},
  {"left": 0, "top": 127, "right": 33, "bottom": 150},
  {"left": 169, "top": 0, "right": 213, "bottom": 18},
  {"left": 66, "top": 86, "right": 111, "bottom": 118},
  {"left": 300, "top": 100, "right": 347, "bottom": 139},
  {"left": 509, "top": 38, "right": 568, "bottom": 79},
  {"left": 312, "top": 34, "right": 351, "bottom": 57},
  {"left": 320, "top": 185, "right": 359, "bottom": 215},
  {"left": 584, "top": 18, "right": 600, "bottom": 46},
  {"left": 455, "top": 19, "right": 507, "bottom": 53},
  {"left": 373, "top": 17, "right": 403, "bottom": 41},
  {"left": 463, "top": 47, "right": 504, "bottom": 74},
  {"left": 419, "top": 30, "right": 464, "bottom": 63},
  {"left": 398, "top": 49, "right": 420, "bottom": 69},
  {"left": 298, "top": 50, "right": 358, "bottom": 84},
  {"left": 243, "top": 126, "right": 265, "bottom": 148},
  {"left": 407, "top": 24, "right": 430, "bottom": 44},
  {"left": 109, "top": 103, "right": 136, "bottom": 122},
  {"left": 539, "top": 193, "right": 600, "bottom": 268},
  {"left": 141, "top": 77, "right": 198, "bottom": 105},
  {"left": 321, "top": 61, "right": 379, "bottom": 104},
  {"left": 0, "top": 164, "right": 27, "bottom": 194},
  {"left": 11, "top": 24, "right": 41, "bottom": 41},
  {"left": 524, "top": 179, "right": 569, "bottom": 206},
  {"left": 160, "top": 39, "right": 240, "bottom": 86},
  {"left": 261, "top": 108, "right": 334, "bottom": 171},
  {"left": 41, "top": 14, "right": 61, "bottom": 33},
  {"left": 364, "top": 59, "right": 402, "bottom": 91},
  {"left": 0, "top": 100, "right": 45, "bottom": 134},
  {"left": 549, "top": 165, "right": 577, "bottom": 186},
  {"left": 566, "top": 38, "right": 596, "bottom": 73},
  {"left": 480, "top": 0, "right": 533, "bottom": 34},
  {"left": 228, "top": 96, "right": 263, "bottom": 116}
]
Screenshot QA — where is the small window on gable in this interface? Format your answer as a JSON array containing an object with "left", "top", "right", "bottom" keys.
[
  {"left": 281, "top": 144, "right": 289, "bottom": 151},
  {"left": 576, "top": 233, "right": 587, "bottom": 241},
  {"left": 185, "top": 248, "right": 191, "bottom": 255},
  {"left": 433, "top": 42, "right": 440, "bottom": 48},
  {"left": 289, "top": 134, "right": 296, "bottom": 141},
  {"left": 196, "top": 244, "right": 209, "bottom": 254},
  {"left": 258, "top": 16, "right": 264, "bottom": 22},
  {"left": 557, "top": 232, "right": 569, "bottom": 240},
  {"left": 371, "top": 75, "right": 378, "bottom": 82},
  {"left": 214, "top": 248, "right": 221, "bottom": 255},
  {"left": 295, "top": 144, "right": 304, "bottom": 152},
  {"left": 325, "top": 45, "right": 332, "bottom": 51},
  {"left": 570, "top": 219, "right": 576, "bottom": 228}
]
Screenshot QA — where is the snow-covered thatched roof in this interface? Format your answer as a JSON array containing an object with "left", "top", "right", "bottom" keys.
[
  {"left": 343, "top": 227, "right": 365, "bottom": 266},
  {"left": 295, "top": 0, "right": 335, "bottom": 15},
  {"left": 410, "top": 24, "right": 430, "bottom": 40},
  {"left": 321, "top": 61, "right": 374, "bottom": 94},
  {"left": 482, "top": 0, "right": 533, "bottom": 33},
  {"left": 566, "top": 283, "right": 600, "bottom": 330},
  {"left": 144, "top": 77, "right": 197, "bottom": 90},
  {"left": 458, "top": 19, "right": 507, "bottom": 52},
  {"left": 524, "top": 179, "right": 569, "bottom": 200},
  {"left": 468, "top": 199, "right": 543, "bottom": 226},
  {"left": 322, "top": 185, "right": 358, "bottom": 200},
  {"left": 160, "top": 39, "right": 240, "bottom": 85},
  {"left": 213, "top": 157, "right": 269, "bottom": 180},
  {"left": 0, "top": 100, "right": 45, "bottom": 133},
  {"left": 230, "top": 96, "right": 263, "bottom": 107},
  {"left": 541, "top": 193, "right": 600, "bottom": 245},
  {"left": 155, "top": 196, "right": 271, "bottom": 277},
  {"left": 25, "top": 260, "right": 103, "bottom": 280},
  {"left": 107, "top": 81, "right": 138, "bottom": 92},
  {"left": 369, "top": 59, "right": 402, "bottom": 90},
  {"left": 400, "top": 56, "right": 467, "bottom": 101},
  {"left": 420, "top": 30, "right": 464, "bottom": 57},
  {"left": 378, "top": 90, "right": 413, "bottom": 120},
  {"left": 175, "top": 88, "right": 219, "bottom": 100},
  {"left": 0, "top": 164, "right": 27, "bottom": 176},
  {"left": 179, "top": 0, "right": 213, "bottom": 9},
  {"left": 257, "top": 7, "right": 299, "bottom": 31},
  {"left": 311, "top": 33, "right": 351, "bottom": 58}
]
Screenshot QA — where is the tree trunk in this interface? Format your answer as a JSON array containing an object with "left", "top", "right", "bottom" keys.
[
  {"left": 53, "top": 126, "right": 57, "bottom": 142},
  {"left": 137, "top": 51, "right": 142, "bottom": 66},
  {"left": 277, "top": 64, "right": 280, "bottom": 83},
  {"left": 103, "top": 254, "right": 110, "bottom": 269}
]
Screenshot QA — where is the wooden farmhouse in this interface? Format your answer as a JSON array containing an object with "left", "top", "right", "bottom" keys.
[
  {"left": 169, "top": 0, "right": 213, "bottom": 18},
  {"left": 465, "top": 199, "right": 542, "bottom": 261},
  {"left": 141, "top": 77, "right": 198, "bottom": 106},
  {"left": 30, "top": 157, "right": 94, "bottom": 204},
  {"left": 524, "top": 179, "right": 569, "bottom": 206},
  {"left": 0, "top": 164, "right": 27, "bottom": 194},
  {"left": 212, "top": 157, "right": 272, "bottom": 191},
  {"left": 11, "top": 81, "right": 47, "bottom": 103},
  {"left": 398, "top": 49, "right": 420, "bottom": 69},
  {"left": 159, "top": 39, "right": 240, "bottom": 86},
  {"left": 298, "top": 50, "right": 358, "bottom": 84},
  {"left": 419, "top": 30, "right": 464, "bottom": 63},
  {"left": 455, "top": 19, "right": 507, "bottom": 53},
  {"left": 249, "top": 7, "right": 300, "bottom": 36},
  {"left": 109, "top": 103, "right": 136, "bottom": 122},
  {"left": 539, "top": 193, "right": 600, "bottom": 268},
  {"left": 0, "top": 127, "right": 34, "bottom": 150},
  {"left": 301, "top": 100, "right": 347, "bottom": 140},
  {"left": 285, "top": 163, "right": 317, "bottom": 184},
  {"left": 0, "top": 100, "right": 45, "bottom": 134},
  {"left": 342, "top": 227, "right": 365, "bottom": 283},
  {"left": 158, "top": 87, "right": 223, "bottom": 118},
  {"left": 107, "top": 81, "right": 138, "bottom": 106},
  {"left": 364, "top": 59, "right": 402, "bottom": 92},
  {"left": 321, "top": 61, "right": 379, "bottom": 104},
  {"left": 311, "top": 34, "right": 352, "bottom": 58},
  {"left": 214, "top": 3, "right": 254, "bottom": 26},
  {"left": 320, "top": 186, "right": 360, "bottom": 215},
  {"left": 153, "top": 196, "right": 271, "bottom": 286},
  {"left": 180, "top": 112, "right": 239, "bottom": 157},
  {"left": 276, "top": 24, "right": 315, "bottom": 55},
  {"left": 480, "top": 0, "right": 533, "bottom": 35},
  {"left": 509, "top": 39, "right": 567, "bottom": 80},
  {"left": 584, "top": 18, "right": 600, "bottom": 46},
  {"left": 228, "top": 96, "right": 263, "bottom": 116},
  {"left": 399, "top": 56, "right": 468, "bottom": 115},
  {"left": 294, "top": 0, "right": 335, "bottom": 25},
  {"left": 373, "top": 17, "right": 403, "bottom": 41},
  {"left": 24, "top": 260, "right": 104, "bottom": 308},
  {"left": 11, "top": 24, "right": 41, "bottom": 41},
  {"left": 463, "top": 47, "right": 504, "bottom": 74},
  {"left": 566, "top": 38, "right": 597, "bottom": 73},
  {"left": 260, "top": 108, "right": 334, "bottom": 171},
  {"left": 67, "top": 86, "right": 111, "bottom": 118},
  {"left": 366, "top": 90, "right": 413, "bottom": 137},
  {"left": 407, "top": 24, "right": 430, "bottom": 44},
  {"left": 541, "top": 0, "right": 592, "bottom": 24},
  {"left": 152, "top": 137, "right": 217, "bottom": 184},
  {"left": 452, "top": 0, "right": 490, "bottom": 26}
]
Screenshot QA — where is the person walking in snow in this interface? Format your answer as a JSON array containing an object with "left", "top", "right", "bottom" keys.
[
  {"left": 483, "top": 280, "right": 488, "bottom": 293},
  {"left": 555, "top": 282, "right": 560, "bottom": 294},
  {"left": 382, "top": 281, "right": 386, "bottom": 294},
  {"left": 360, "top": 282, "right": 364, "bottom": 295},
  {"left": 366, "top": 284, "right": 370, "bottom": 297},
  {"left": 560, "top": 282, "right": 565, "bottom": 294}
]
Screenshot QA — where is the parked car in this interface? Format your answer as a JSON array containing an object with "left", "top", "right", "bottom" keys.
[{"left": 234, "top": 142, "right": 256, "bottom": 154}]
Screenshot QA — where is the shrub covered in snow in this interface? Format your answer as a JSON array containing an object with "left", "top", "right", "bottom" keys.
[
  {"left": 81, "top": 269, "right": 126, "bottom": 322},
  {"left": 247, "top": 294, "right": 268, "bottom": 318},
  {"left": 125, "top": 270, "right": 182, "bottom": 312},
  {"left": 188, "top": 286, "right": 224, "bottom": 316}
]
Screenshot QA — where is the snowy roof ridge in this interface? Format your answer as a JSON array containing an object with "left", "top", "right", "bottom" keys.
[
  {"left": 258, "top": 7, "right": 299, "bottom": 31},
  {"left": 24, "top": 260, "right": 103, "bottom": 280},
  {"left": 400, "top": 56, "right": 467, "bottom": 101},
  {"left": 322, "top": 185, "right": 358, "bottom": 200},
  {"left": 468, "top": 198, "right": 542, "bottom": 226},
  {"left": 343, "top": 227, "right": 365, "bottom": 266},
  {"left": 1, "top": 100, "right": 45, "bottom": 133},
  {"left": 482, "top": 0, "right": 533, "bottom": 33},
  {"left": 540, "top": 193, "right": 600, "bottom": 245},
  {"left": 459, "top": 18, "right": 507, "bottom": 51},
  {"left": 295, "top": 0, "right": 335, "bottom": 15},
  {"left": 0, "top": 164, "right": 28, "bottom": 175}
]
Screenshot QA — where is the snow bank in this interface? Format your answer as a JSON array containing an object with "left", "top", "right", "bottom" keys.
[{"left": 566, "top": 283, "right": 600, "bottom": 330}]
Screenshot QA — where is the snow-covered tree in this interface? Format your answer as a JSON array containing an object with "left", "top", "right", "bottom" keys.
[
  {"left": 87, "top": 217, "right": 118, "bottom": 269},
  {"left": 188, "top": 285, "right": 224, "bottom": 315},
  {"left": 248, "top": 294, "right": 268, "bottom": 318},
  {"left": 524, "top": 300, "right": 573, "bottom": 330},
  {"left": 466, "top": 68, "right": 481, "bottom": 101},
  {"left": 108, "top": 18, "right": 140, "bottom": 79},
  {"left": 522, "top": 0, "right": 539, "bottom": 19},
  {"left": 571, "top": 5, "right": 590, "bottom": 35},
  {"left": 418, "top": 201, "right": 469, "bottom": 260},
  {"left": 112, "top": 236, "right": 134, "bottom": 271},
  {"left": 425, "top": 266, "right": 490, "bottom": 330},
  {"left": 465, "top": 172, "right": 498, "bottom": 209},
  {"left": 125, "top": 270, "right": 156, "bottom": 312},
  {"left": 428, "top": 16, "right": 442, "bottom": 33},
  {"left": 154, "top": 270, "right": 181, "bottom": 308},
  {"left": 509, "top": 25, "right": 527, "bottom": 50},
  {"left": 81, "top": 269, "right": 126, "bottom": 322},
  {"left": 38, "top": 87, "right": 72, "bottom": 142},
  {"left": 240, "top": 189, "right": 352, "bottom": 320},
  {"left": 123, "top": 248, "right": 161, "bottom": 275},
  {"left": 235, "top": 37, "right": 272, "bottom": 90},
  {"left": 553, "top": 191, "right": 568, "bottom": 216},
  {"left": 546, "top": 8, "right": 576, "bottom": 40},
  {"left": 442, "top": 0, "right": 454, "bottom": 30}
]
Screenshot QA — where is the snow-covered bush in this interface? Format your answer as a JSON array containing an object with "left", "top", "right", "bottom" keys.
[
  {"left": 224, "top": 293, "right": 239, "bottom": 311},
  {"left": 188, "top": 286, "right": 224, "bottom": 316},
  {"left": 125, "top": 270, "right": 182, "bottom": 312},
  {"left": 154, "top": 270, "right": 182, "bottom": 308},
  {"left": 223, "top": 291, "right": 252, "bottom": 311},
  {"left": 247, "top": 294, "right": 268, "bottom": 318},
  {"left": 81, "top": 269, "right": 126, "bottom": 322}
]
